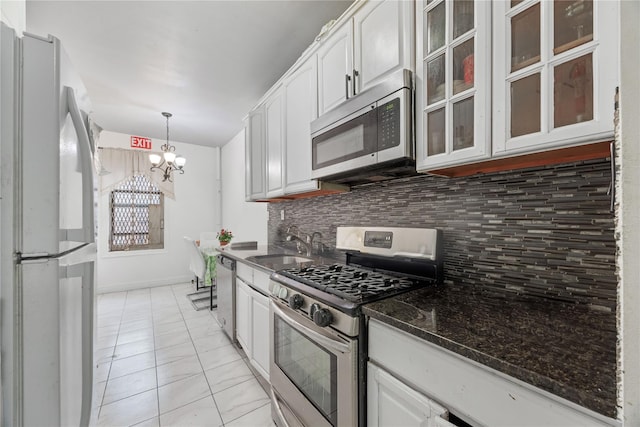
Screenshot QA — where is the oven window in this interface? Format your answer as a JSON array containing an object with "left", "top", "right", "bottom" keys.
[{"left": 274, "top": 316, "right": 338, "bottom": 426}]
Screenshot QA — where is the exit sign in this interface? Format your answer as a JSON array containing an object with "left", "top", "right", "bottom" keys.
[{"left": 131, "top": 136, "right": 152, "bottom": 150}]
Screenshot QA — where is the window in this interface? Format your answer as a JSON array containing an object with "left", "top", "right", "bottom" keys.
[{"left": 109, "top": 175, "right": 164, "bottom": 251}]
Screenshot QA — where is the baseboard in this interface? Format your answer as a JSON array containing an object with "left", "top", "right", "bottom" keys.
[{"left": 97, "top": 275, "right": 193, "bottom": 294}]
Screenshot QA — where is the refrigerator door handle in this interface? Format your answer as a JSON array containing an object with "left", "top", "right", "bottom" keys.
[{"left": 65, "top": 86, "right": 95, "bottom": 244}]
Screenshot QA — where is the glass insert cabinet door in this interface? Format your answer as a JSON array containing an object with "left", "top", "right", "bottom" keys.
[
  {"left": 492, "top": 0, "right": 618, "bottom": 155},
  {"left": 416, "top": 0, "right": 491, "bottom": 171}
]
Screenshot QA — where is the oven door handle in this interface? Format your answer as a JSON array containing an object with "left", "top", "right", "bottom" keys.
[
  {"left": 272, "top": 300, "right": 351, "bottom": 354},
  {"left": 272, "top": 395, "right": 292, "bottom": 427}
]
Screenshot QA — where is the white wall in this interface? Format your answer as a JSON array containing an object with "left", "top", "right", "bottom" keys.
[
  {"left": 0, "top": 0, "right": 25, "bottom": 34},
  {"left": 96, "top": 130, "right": 220, "bottom": 293},
  {"left": 220, "top": 129, "right": 268, "bottom": 243},
  {"left": 619, "top": 1, "right": 640, "bottom": 424}
]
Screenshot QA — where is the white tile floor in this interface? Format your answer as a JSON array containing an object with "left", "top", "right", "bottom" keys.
[{"left": 91, "top": 283, "right": 275, "bottom": 427}]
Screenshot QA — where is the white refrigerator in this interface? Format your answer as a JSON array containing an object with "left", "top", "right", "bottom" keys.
[{"left": 1, "top": 23, "right": 97, "bottom": 426}]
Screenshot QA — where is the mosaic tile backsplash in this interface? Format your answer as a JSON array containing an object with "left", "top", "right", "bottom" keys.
[{"left": 267, "top": 159, "right": 616, "bottom": 309}]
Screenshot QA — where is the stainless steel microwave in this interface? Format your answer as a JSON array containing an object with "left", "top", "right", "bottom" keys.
[{"left": 310, "top": 69, "right": 414, "bottom": 184}]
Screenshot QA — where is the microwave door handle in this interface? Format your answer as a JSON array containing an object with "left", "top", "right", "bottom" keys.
[
  {"left": 345, "top": 74, "right": 351, "bottom": 100},
  {"left": 272, "top": 301, "right": 350, "bottom": 354}
]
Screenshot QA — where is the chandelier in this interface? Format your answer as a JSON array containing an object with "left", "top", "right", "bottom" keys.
[{"left": 149, "top": 112, "right": 186, "bottom": 182}]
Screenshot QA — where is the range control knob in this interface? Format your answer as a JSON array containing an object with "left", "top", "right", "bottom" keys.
[
  {"left": 313, "top": 308, "right": 333, "bottom": 327},
  {"left": 309, "top": 303, "right": 320, "bottom": 320},
  {"left": 288, "top": 294, "right": 304, "bottom": 310}
]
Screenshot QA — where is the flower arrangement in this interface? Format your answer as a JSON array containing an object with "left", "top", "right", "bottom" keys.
[{"left": 217, "top": 228, "right": 233, "bottom": 245}]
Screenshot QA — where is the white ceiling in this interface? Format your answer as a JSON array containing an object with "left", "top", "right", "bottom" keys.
[{"left": 26, "top": 0, "right": 352, "bottom": 147}]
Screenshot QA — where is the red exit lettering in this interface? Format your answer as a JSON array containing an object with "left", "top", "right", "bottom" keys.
[{"left": 130, "top": 136, "right": 152, "bottom": 150}]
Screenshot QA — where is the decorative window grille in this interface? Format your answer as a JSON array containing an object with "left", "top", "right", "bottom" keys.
[{"left": 109, "top": 175, "right": 164, "bottom": 251}]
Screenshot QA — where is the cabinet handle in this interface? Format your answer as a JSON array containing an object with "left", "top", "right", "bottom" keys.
[
  {"left": 345, "top": 74, "right": 351, "bottom": 99},
  {"left": 352, "top": 69, "right": 359, "bottom": 96}
]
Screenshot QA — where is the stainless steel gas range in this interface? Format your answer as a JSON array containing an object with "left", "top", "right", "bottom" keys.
[{"left": 268, "top": 227, "right": 443, "bottom": 427}]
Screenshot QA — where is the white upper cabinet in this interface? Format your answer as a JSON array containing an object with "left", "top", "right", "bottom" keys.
[
  {"left": 265, "top": 87, "right": 285, "bottom": 198},
  {"left": 245, "top": 105, "right": 266, "bottom": 201},
  {"left": 416, "top": 0, "right": 492, "bottom": 171},
  {"left": 284, "top": 56, "right": 319, "bottom": 195},
  {"left": 492, "top": 0, "right": 619, "bottom": 156},
  {"left": 317, "top": 23, "right": 353, "bottom": 116},
  {"left": 317, "top": 0, "right": 414, "bottom": 116},
  {"left": 353, "top": 0, "right": 414, "bottom": 93}
]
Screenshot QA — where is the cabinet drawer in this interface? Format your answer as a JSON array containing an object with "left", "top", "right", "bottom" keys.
[
  {"left": 368, "top": 319, "right": 617, "bottom": 427},
  {"left": 236, "top": 262, "right": 253, "bottom": 284},
  {"left": 253, "top": 270, "right": 270, "bottom": 295}
]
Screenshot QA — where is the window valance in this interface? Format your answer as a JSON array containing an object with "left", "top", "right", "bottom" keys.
[{"left": 96, "top": 147, "right": 176, "bottom": 200}]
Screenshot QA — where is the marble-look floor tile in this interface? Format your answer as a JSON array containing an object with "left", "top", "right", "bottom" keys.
[
  {"left": 118, "top": 318, "right": 153, "bottom": 334},
  {"left": 94, "top": 346, "right": 115, "bottom": 364},
  {"left": 158, "top": 373, "right": 211, "bottom": 415},
  {"left": 131, "top": 416, "right": 159, "bottom": 427},
  {"left": 204, "top": 359, "right": 254, "bottom": 394},
  {"left": 192, "top": 331, "right": 231, "bottom": 354},
  {"left": 95, "top": 360, "right": 111, "bottom": 383},
  {"left": 182, "top": 308, "right": 214, "bottom": 320},
  {"left": 213, "top": 377, "right": 270, "bottom": 424},
  {"left": 109, "top": 351, "right": 156, "bottom": 379},
  {"left": 225, "top": 402, "right": 275, "bottom": 427},
  {"left": 154, "top": 330, "right": 191, "bottom": 350},
  {"left": 117, "top": 327, "right": 154, "bottom": 346},
  {"left": 188, "top": 323, "right": 223, "bottom": 340},
  {"left": 97, "top": 389, "right": 158, "bottom": 427},
  {"left": 96, "top": 314, "right": 122, "bottom": 328},
  {"left": 97, "top": 324, "right": 119, "bottom": 338},
  {"left": 114, "top": 338, "right": 155, "bottom": 360},
  {"left": 95, "top": 333, "right": 118, "bottom": 350},
  {"left": 103, "top": 367, "right": 157, "bottom": 404},
  {"left": 198, "top": 343, "right": 243, "bottom": 371},
  {"left": 159, "top": 395, "right": 223, "bottom": 427},
  {"left": 155, "top": 341, "right": 197, "bottom": 366},
  {"left": 185, "top": 315, "right": 217, "bottom": 330},
  {"left": 153, "top": 312, "right": 184, "bottom": 326},
  {"left": 153, "top": 320, "right": 188, "bottom": 337},
  {"left": 156, "top": 354, "right": 202, "bottom": 386},
  {"left": 152, "top": 306, "right": 182, "bottom": 318},
  {"left": 92, "top": 381, "right": 106, "bottom": 409}
]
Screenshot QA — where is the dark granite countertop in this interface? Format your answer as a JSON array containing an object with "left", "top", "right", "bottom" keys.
[{"left": 363, "top": 285, "right": 617, "bottom": 419}]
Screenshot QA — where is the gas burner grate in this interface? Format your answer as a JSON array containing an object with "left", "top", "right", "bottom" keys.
[{"left": 279, "top": 264, "right": 431, "bottom": 304}]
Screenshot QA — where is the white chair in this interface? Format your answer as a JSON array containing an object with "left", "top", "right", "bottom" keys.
[
  {"left": 199, "top": 231, "right": 217, "bottom": 249},
  {"left": 184, "top": 236, "right": 206, "bottom": 287},
  {"left": 184, "top": 236, "right": 215, "bottom": 310}
]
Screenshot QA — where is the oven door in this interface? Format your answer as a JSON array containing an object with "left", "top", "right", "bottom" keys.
[{"left": 270, "top": 299, "right": 358, "bottom": 427}]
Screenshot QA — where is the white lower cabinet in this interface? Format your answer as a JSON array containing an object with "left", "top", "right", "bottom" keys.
[
  {"left": 368, "top": 319, "right": 618, "bottom": 427},
  {"left": 368, "top": 362, "right": 452, "bottom": 427},
  {"left": 235, "top": 265, "right": 270, "bottom": 382},
  {"left": 250, "top": 291, "right": 270, "bottom": 380},
  {"left": 235, "top": 278, "right": 251, "bottom": 354}
]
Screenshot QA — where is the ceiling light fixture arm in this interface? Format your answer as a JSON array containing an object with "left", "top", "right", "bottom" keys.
[{"left": 149, "top": 112, "right": 186, "bottom": 182}]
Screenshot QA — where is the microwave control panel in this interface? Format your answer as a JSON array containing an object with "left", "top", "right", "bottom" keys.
[{"left": 378, "top": 97, "right": 401, "bottom": 149}]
